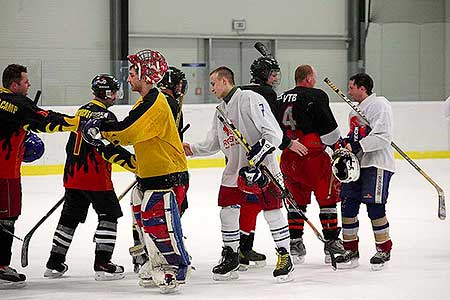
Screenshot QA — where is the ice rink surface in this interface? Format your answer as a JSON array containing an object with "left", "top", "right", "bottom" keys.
[{"left": 3, "top": 159, "right": 450, "bottom": 300}]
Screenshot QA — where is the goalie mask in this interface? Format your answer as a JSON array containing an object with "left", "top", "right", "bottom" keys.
[
  {"left": 91, "top": 74, "right": 122, "bottom": 100},
  {"left": 332, "top": 148, "right": 360, "bottom": 183},
  {"left": 158, "top": 66, "right": 188, "bottom": 98},
  {"left": 127, "top": 49, "right": 168, "bottom": 84},
  {"left": 250, "top": 56, "right": 281, "bottom": 86}
]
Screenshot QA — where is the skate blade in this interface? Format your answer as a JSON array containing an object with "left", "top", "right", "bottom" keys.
[
  {"left": 337, "top": 259, "right": 359, "bottom": 269},
  {"left": 212, "top": 271, "right": 239, "bottom": 281},
  {"left": 292, "top": 255, "right": 305, "bottom": 265},
  {"left": 370, "top": 262, "right": 387, "bottom": 271},
  {"left": 159, "top": 282, "right": 179, "bottom": 294},
  {"left": 0, "top": 280, "right": 26, "bottom": 289},
  {"left": 238, "top": 264, "right": 249, "bottom": 271},
  {"left": 44, "top": 269, "right": 66, "bottom": 279},
  {"left": 275, "top": 271, "right": 295, "bottom": 283},
  {"left": 94, "top": 271, "right": 125, "bottom": 281},
  {"left": 139, "top": 279, "right": 158, "bottom": 288}
]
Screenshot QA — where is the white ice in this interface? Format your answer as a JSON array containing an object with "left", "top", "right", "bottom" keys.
[{"left": 3, "top": 159, "right": 450, "bottom": 300}]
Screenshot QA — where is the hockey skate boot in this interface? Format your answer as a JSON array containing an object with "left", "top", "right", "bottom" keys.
[
  {"left": 212, "top": 246, "right": 239, "bottom": 281},
  {"left": 335, "top": 250, "right": 360, "bottom": 269},
  {"left": 370, "top": 251, "right": 390, "bottom": 271},
  {"left": 44, "top": 260, "right": 68, "bottom": 279},
  {"left": 94, "top": 261, "right": 125, "bottom": 281},
  {"left": 324, "top": 239, "right": 346, "bottom": 264},
  {"left": 239, "top": 249, "right": 267, "bottom": 271},
  {"left": 0, "top": 266, "right": 26, "bottom": 289},
  {"left": 273, "top": 247, "right": 294, "bottom": 283},
  {"left": 290, "top": 238, "right": 306, "bottom": 264}
]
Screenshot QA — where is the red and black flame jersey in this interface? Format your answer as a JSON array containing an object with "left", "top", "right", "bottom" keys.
[
  {"left": 275, "top": 86, "right": 340, "bottom": 149},
  {"left": 63, "top": 100, "right": 135, "bottom": 191},
  {"left": 0, "top": 87, "right": 81, "bottom": 179}
]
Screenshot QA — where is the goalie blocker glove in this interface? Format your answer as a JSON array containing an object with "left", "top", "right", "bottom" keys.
[{"left": 247, "top": 139, "right": 276, "bottom": 167}]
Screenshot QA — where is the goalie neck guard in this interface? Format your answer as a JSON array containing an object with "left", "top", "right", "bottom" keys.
[
  {"left": 332, "top": 148, "right": 360, "bottom": 183},
  {"left": 127, "top": 49, "right": 168, "bottom": 85}
]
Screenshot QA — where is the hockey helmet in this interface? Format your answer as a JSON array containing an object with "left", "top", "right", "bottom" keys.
[
  {"left": 158, "top": 66, "right": 188, "bottom": 98},
  {"left": 23, "top": 132, "right": 45, "bottom": 163},
  {"left": 127, "top": 49, "right": 168, "bottom": 84},
  {"left": 332, "top": 148, "right": 360, "bottom": 183},
  {"left": 250, "top": 56, "right": 281, "bottom": 85},
  {"left": 91, "top": 74, "right": 122, "bottom": 100}
]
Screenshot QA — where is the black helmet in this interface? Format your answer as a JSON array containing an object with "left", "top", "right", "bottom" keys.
[
  {"left": 158, "top": 66, "right": 188, "bottom": 98},
  {"left": 250, "top": 56, "right": 280, "bottom": 85},
  {"left": 91, "top": 74, "right": 121, "bottom": 100}
]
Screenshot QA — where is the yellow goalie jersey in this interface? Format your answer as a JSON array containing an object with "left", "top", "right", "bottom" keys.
[{"left": 100, "top": 88, "right": 188, "bottom": 189}]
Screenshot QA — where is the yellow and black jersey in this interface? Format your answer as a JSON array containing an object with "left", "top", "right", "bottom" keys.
[
  {"left": 100, "top": 88, "right": 188, "bottom": 190},
  {"left": 0, "top": 87, "right": 81, "bottom": 179},
  {"left": 64, "top": 100, "right": 136, "bottom": 191},
  {"left": 162, "top": 91, "right": 184, "bottom": 141}
]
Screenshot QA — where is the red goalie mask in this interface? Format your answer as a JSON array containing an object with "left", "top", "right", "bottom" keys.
[{"left": 127, "top": 49, "right": 168, "bottom": 84}]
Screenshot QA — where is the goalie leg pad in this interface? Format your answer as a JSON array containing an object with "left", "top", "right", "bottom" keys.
[{"left": 141, "top": 189, "right": 190, "bottom": 282}]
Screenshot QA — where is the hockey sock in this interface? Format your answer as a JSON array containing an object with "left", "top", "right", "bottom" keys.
[
  {"left": 287, "top": 205, "right": 306, "bottom": 239},
  {"left": 94, "top": 219, "right": 118, "bottom": 263},
  {"left": 263, "top": 209, "right": 290, "bottom": 251},
  {"left": 0, "top": 219, "right": 15, "bottom": 266},
  {"left": 319, "top": 204, "right": 339, "bottom": 240},
  {"left": 220, "top": 206, "right": 240, "bottom": 252},
  {"left": 239, "top": 232, "right": 255, "bottom": 252},
  {"left": 49, "top": 223, "right": 76, "bottom": 260},
  {"left": 341, "top": 216, "right": 359, "bottom": 244}
]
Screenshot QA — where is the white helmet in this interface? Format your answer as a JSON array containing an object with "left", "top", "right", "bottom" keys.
[{"left": 332, "top": 148, "right": 360, "bottom": 183}]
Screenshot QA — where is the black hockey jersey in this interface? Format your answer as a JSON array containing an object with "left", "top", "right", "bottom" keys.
[
  {"left": 276, "top": 86, "right": 340, "bottom": 148},
  {"left": 240, "top": 83, "right": 278, "bottom": 118},
  {"left": 63, "top": 99, "right": 135, "bottom": 191}
]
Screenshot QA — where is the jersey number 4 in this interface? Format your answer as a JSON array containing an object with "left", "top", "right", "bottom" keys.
[{"left": 282, "top": 105, "right": 296, "bottom": 130}]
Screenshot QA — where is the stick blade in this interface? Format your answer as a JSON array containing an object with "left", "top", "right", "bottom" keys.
[
  {"left": 21, "top": 236, "right": 31, "bottom": 267},
  {"left": 438, "top": 193, "right": 446, "bottom": 220}
]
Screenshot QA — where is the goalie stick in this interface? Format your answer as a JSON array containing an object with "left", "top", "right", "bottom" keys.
[
  {"left": 216, "top": 106, "right": 339, "bottom": 270},
  {"left": 324, "top": 77, "right": 446, "bottom": 220},
  {"left": 21, "top": 197, "right": 65, "bottom": 267},
  {"left": 33, "top": 90, "right": 42, "bottom": 105}
]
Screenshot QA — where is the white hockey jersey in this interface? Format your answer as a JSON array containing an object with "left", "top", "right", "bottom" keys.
[
  {"left": 191, "top": 88, "right": 283, "bottom": 187},
  {"left": 350, "top": 93, "right": 395, "bottom": 173}
]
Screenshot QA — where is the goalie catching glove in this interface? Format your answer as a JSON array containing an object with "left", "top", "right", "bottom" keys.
[
  {"left": 237, "top": 166, "right": 269, "bottom": 194},
  {"left": 247, "top": 139, "right": 276, "bottom": 167}
]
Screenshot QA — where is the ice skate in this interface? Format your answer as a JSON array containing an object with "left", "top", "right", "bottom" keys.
[
  {"left": 335, "top": 250, "right": 359, "bottom": 269},
  {"left": 324, "top": 239, "right": 346, "bottom": 264},
  {"left": 239, "top": 249, "right": 267, "bottom": 271},
  {"left": 370, "top": 251, "right": 390, "bottom": 271},
  {"left": 0, "top": 266, "right": 26, "bottom": 289},
  {"left": 290, "top": 238, "right": 306, "bottom": 264},
  {"left": 273, "top": 247, "right": 294, "bottom": 283},
  {"left": 94, "top": 261, "right": 125, "bottom": 281},
  {"left": 44, "top": 261, "right": 68, "bottom": 279},
  {"left": 212, "top": 246, "right": 239, "bottom": 281}
]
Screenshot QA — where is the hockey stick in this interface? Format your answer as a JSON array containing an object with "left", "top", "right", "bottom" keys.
[
  {"left": 118, "top": 123, "right": 191, "bottom": 202},
  {"left": 324, "top": 77, "right": 446, "bottom": 220},
  {"left": 254, "top": 42, "right": 272, "bottom": 57},
  {"left": 216, "top": 106, "right": 338, "bottom": 269},
  {"left": 0, "top": 223, "right": 23, "bottom": 241},
  {"left": 21, "top": 197, "right": 65, "bottom": 267},
  {"left": 175, "top": 93, "right": 186, "bottom": 128},
  {"left": 33, "top": 90, "right": 42, "bottom": 105}
]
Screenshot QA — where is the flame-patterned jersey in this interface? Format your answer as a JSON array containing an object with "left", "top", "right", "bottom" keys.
[
  {"left": 63, "top": 100, "right": 134, "bottom": 191},
  {"left": 0, "top": 87, "right": 81, "bottom": 179}
]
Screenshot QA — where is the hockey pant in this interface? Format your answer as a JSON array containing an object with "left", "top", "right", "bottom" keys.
[{"left": 132, "top": 188, "right": 190, "bottom": 282}]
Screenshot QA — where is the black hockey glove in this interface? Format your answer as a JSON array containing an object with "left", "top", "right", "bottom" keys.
[
  {"left": 81, "top": 118, "right": 105, "bottom": 148},
  {"left": 247, "top": 139, "right": 275, "bottom": 167}
]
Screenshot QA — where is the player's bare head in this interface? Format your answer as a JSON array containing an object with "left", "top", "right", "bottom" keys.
[
  {"left": 2, "top": 64, "right": 27, "bottom": 89},
  {"left": 209, "top": 66, "right": 235, "bottom": 99},
  {"left": 349, "top": 73, "right": 373, "bottom": 95},
  {"left": 294, "top": 65, "right": 316, "bottom": 86},
  {"left": 210, "top": 66, "right": 235, "bottom": 85},
  {"left": 2, "top": 64, "right": 30, "bottom": 95}
]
